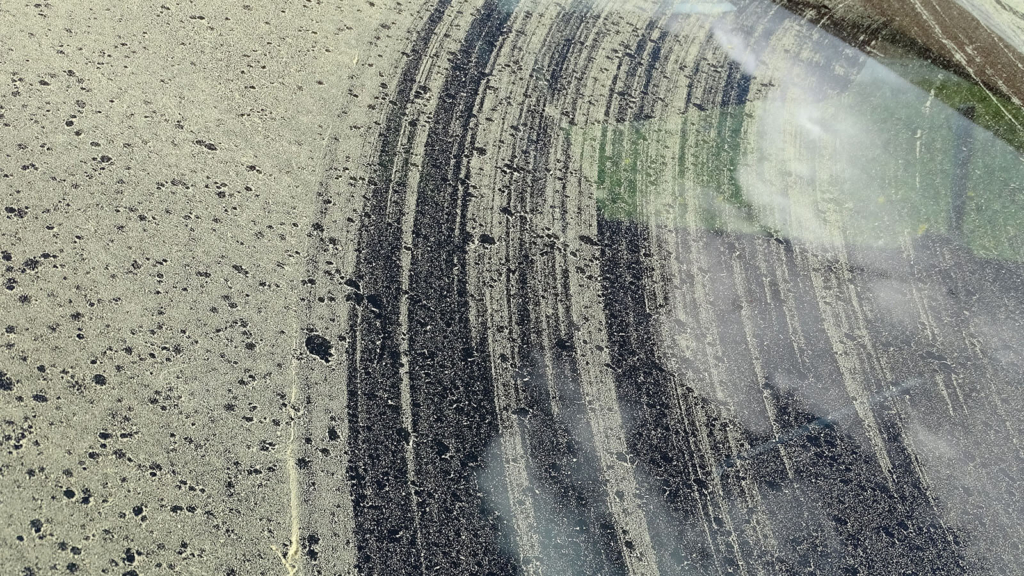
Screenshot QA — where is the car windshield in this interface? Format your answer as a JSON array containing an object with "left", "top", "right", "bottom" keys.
[{"left": 2, "top": 1, "right": 1022, "bottom": 574}]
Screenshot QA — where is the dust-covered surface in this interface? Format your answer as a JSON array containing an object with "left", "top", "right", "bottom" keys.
[{"left": 2, "top": 1, "right": 1023, "bottom": 575}]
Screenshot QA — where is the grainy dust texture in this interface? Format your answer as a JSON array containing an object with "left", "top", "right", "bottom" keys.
[{"left": 2, "top": 1, "right": 1023, "bottom": 575}]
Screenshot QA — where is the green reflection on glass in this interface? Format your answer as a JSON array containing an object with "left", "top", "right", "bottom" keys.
[{"left": 590, "top": 55, "right": 1024, "bottom": 262}]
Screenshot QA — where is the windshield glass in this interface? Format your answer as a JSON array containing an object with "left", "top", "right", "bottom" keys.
[{"left": 2, "top": 1, "right": 1022, "bottom": 575}]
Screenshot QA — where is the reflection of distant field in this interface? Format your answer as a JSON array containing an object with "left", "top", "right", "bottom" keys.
[
  {"left": 882, "top": 56, "right": 1024, "bottom": 157},
  {"left": 588, "top": 55, "right": 1024, "bottom": 262}
]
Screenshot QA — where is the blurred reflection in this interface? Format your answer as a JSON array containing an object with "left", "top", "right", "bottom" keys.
[{"left": 482, "top": 0, "right": 1024, "bottom": 573}]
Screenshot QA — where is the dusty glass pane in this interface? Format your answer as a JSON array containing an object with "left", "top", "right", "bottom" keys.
[{"left": 2, "top": 0, "right": 1022, "bottom": 575}]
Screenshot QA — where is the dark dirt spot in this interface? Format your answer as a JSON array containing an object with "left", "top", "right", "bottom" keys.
[{"left": 304, "top": 334, "right": 333, "bottom": 363}]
